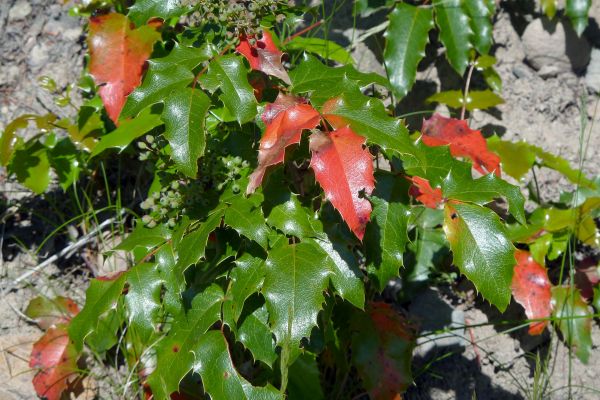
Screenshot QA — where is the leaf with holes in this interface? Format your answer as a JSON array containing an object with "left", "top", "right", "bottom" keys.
[
  {"left": 384, "top": 3, "right": 434, "bottom": 99},
  {"left": 444, "top": 201, "right": 516, "bottom": 311},
  {"left": 309, "top": 127, "right": 375, "bottom": 240},
  {"left": 25, "top": 296, "right": 79, "bottom": 330},
  {"left": 551, "top": 285, "right": 593, "bottom": 363},
  {"left": 247, "top": 94, "right": 320, "bottom": 194},
  {"left": 422, "top": 113, "right": 501, "bottom": 176},
  {"left": 511, "top": 250, "right": 552, "bottom": 335},
  {"left": 237, "top": 30, "right": 290, "bottom": 84},
  {"left": 30, "top": 325, "right": 81, "bottom": 400},
  {"left": 351, "top": 302, "right": 415, "bottom": 400},
  {"left": 88, "top": 13, "right": 160, "bottom": 124}
]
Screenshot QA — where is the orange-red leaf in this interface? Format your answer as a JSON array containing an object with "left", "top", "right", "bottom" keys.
[
  {"left": 30, "top": 325, "right": 81, "bottom": 400},
  {"left": 309, "top": 127, "right": 375, "bottom": 240},
  {"left": 236, "top": 30, "right": 291, "bottom": 84},
  {"left": 409, "top": 176, "right": 443, "bottom": 208},
  {"left": 25, "top": 296, "right": 80, "bottom": 330},
  {"left": 421, "top": 113, "right": 501, "bottom": 176},
  {"left": 247, "top": 94, "right": 320, "bottom": 194},
  {"left": 88, "top": 13, "right": 160, "bottom": 124},
  {"left": 352, "top": 302, "right": 415, "bottom": 400},
  {"left": 511, "top": 250, "right": 552, "bottom": 335}
]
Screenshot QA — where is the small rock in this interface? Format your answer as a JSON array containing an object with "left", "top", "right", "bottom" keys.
[
  {"left": 8, "top": 0, "right": 32, "bottom": 21},
  {"left": 28, "top": 43, "right": 50, "bottom": 69},
  {"left": 512, "top": 64, "right": 532, "bottom": 79},
  {"left": 586, "top": 48, "right": 600, "bottom": 94},
  {"left": 521, "top": 18, "right": 591, "bottom": 77}
]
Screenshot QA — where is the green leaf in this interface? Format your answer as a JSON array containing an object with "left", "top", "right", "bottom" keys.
[
  {"left": 284, "top": 37, "right": 352, "bottom": 65},
  {"left": 237, "top": 304, "right": 277, "bottom": 367},
  {"left": 365, "top": 196, "right": 410, "bottom": 292},
  {"left": 433, "top": 0, "right": 472, "bottom": 74},
  {"left": 25, "top": 296, "right": 79, "bottom": 329},
  {"left": 442, "top": 165, "right": 526, "bottom": 224},
  {"left": 322, "top": 92, "right": 412, "bottom": 152},
  {"left": 263, "top": 241, "right": 331, "bottom": 362},
  {"left": 310, "top": 236, "right": 365, "bottom": 308},
  {"left": 0, "top": 114, "right": 56, "bottom": 166},
  {"left": 264, "top": 187, "right": 319, "bottom": 240},
  {"left": 224, "top": 254, "right": 266, "bottom": 325},
  {"left": 124, "top": 262, "right": 163, "bottom": 345},
  {"left": 551, "top": 286, "right": 593, "bottom": 363},
  {"left": 444, "top": 202, "right": 515, "bottom": 311},
  {"left": 400, "top": 141, "right": 458, "bottom": 187},
  {"left": 128, "top": 0, "right": 188, "bottom": 26},
  {"left": 91, "top": 106, "right": 163, "bottom": 157},
  {"left": 200, "top": 54, "right": 257, "bottom": 124},
  {"left": 194, "top": 330, "right": 283, "bottom": 400},
  {"left": 162, "top": 88, "right": 210, "bottom": 177},
  {"left": 542, "top": 0, "right": 558, "bottom": 19},
  {"left": 47, "top": 138, "right": 81, "bottom": 190},
  {"left": 176, "top": 206, "right": 226, "bottom": 273},
  {"left": 463, "top": 0, "right": 493, "bottom": 54},
  {"left": 287, "top": 353, "right": 325, "bottom": 400},
  {"left": 121, "top": 43, "right": 216, "bottom": 119},
  {"left": 116, "top": 222, "right": 172, "bottom": 252},
  {"left": 426, "top": 89, "right": 504, "bottom": 111},
  {"left": 384, "top": 3, "right": 434, "bottom": 99},
  {"left": 147, "top": 285, "right": 224, "bottom": 399},
  {"left": 10, "top": 141, "right": 51, "bottom": 194},
  {"left": 483, "top": 66, "right": 502, "bottom": 92},
  {"left": 290, "top": 54, "right": 389, "bottom": 106},
  {"left": 69, "top": 274, "right": 127, "bottom": 351},
  {"left": 566, "top": 0, "right": 591, "bottom": 36},
  {"left": 486, "top": 135, "right": 536, "bottom": 180},
  {"left": 224, "top": 196, "right": 270, "bottom": 249}
]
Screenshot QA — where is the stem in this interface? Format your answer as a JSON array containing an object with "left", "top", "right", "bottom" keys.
[
  {"left": 460, "top": 62, "right": 476, "bottom": 120},
  {"left": 283, "top": 20, "right": 324, "bottom": 45}
]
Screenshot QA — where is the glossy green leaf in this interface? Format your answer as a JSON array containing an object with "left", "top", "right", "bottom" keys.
[
  {"left": 426, "top": 89, "right": 504, "bottom": 111},
  {"left": 290, "top": 54, "right": 389, "bottom": 105},
  {"left": 400, "top": 141, "right": 459, "bottom": 187},
  {"left": 124, "top": 262, "right": 163, "bottom": 345},
  {"left": 224, "top": 196, "right": 270, "bottom": 249},
  {"left": 0, "top": 114, "right": 56, "bottom": 166},
  {"left": 194, "top": 330, "right": 283, "bottom": 400},
  {"left": 365, "top": 196, "right": 410, "bottom": 291},
  {"left": 147, "top": 285, "right": 224, "bottom": 399},
  {"left": 463, "top": 0, "right": 493, "bottom": 54},
  {"left": 128, "top": 0, "right": 187, "bottom": 26},
  {"left": 310, "top": 236, "right": 365, "bottom": 308},
  {"left": 116, "top": 222, "right": 171, "bottom": 252},
  {"left": 433, "top": 0, "right": 472, "bottom": 74},
  {"left": 121, "top": 44, "right": 215, "bottom": 119},
  {"left": 265, "top": 189, "right": 319, "bottom": 240},
  {"left": 47, "top": 138, "right": 81, "bottom": 190},
  {"left": 551, "top": 286, "right": 593, "bottom": 363},
  {"left": 384, "top": 4, "right": 433, "bottom": 99},
  {"left": 237, "top": 304, "right": 277, "bottom": 367},
  {"left": 263, "top": 241, "right": 330, "bottom": 362},
  {"left": 224, "top": 254, "right": 266, "bottom": 325},
  {"left": 10, "top": 141, "right": 51, "bottom": 194},
  {"left": 322, "top": 92, "right": 412, "bottom": 152},
  {"left": 176, "top": 206, "right": 226, "bottom": 273},
  {"left": 287, "top": 353, "right": 325, "bottom": 400},
  {"left": 200, "top": 54, "right": 257, "bottom": 124},
  {"left": 285, "top": 37, "right": 352, "bottom": 65},
  {"left": 482, "top": 66, "right": 502, "bottom": 92},
  {"left": 162, "top": 88, "right": 210, "bottom": 177},
  {"left": 566, "top": 0, "right": 591, "bottom": 36},
  {"left": 91, "top": 106, "right": 162, "bottom": 157},
  {"left": 442, "top": 165, "right": 526, "bottom": 224},
  {"left": 69, "top": 274, "right": 127, "bottom": 351},
  {"left": 444, "top": 202, "right": 515, "bottom": 311}
]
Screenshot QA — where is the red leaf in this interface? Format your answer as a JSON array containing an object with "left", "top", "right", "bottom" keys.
[
  {"left": 88, "top": 13, "right": 160, "bottom": 124},
  {"left": 421, "top": 114, "right": 501, "bottom": 176},
  {"left": 574, "top": 257, "right": 600, "bottom": 300},
  {"left": 511, "top": 250, "right": 552, "bottom": 335},
  {"left": 247, "top": 94, "right": 320, "bottom": 194},
  {"left": 352, "top": 302, "right": 415, "bottom": 400},
  {"left": 25, "top": 296, "right": 80, "bottom": 330},
  {"left": 236, "top": 30, "right": 291, "bottom": 84},
  {"left": 409, "top": 176, "right": 443, "bottom": 208},
  {"left": 309, "top": 127, "right": 375, "bottom": 240},
  {"left": 30, "top": 325, "right": 81, "bottom": 400}
]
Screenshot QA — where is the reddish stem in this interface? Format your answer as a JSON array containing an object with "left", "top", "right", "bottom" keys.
[{"left": 283, "top": 20, "right": 324, "bottom": 45}]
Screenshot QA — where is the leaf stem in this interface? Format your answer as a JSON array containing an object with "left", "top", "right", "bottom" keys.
[
  {"left": 460, "top": 62, "right": 476, "bottom": 120},
  {"left": 283, "top": 20, "right": 324, "bottom": 45}
]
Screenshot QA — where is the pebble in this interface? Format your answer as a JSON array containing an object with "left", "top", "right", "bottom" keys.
[
  {"left": 586, "top": 48, "right": 600, "bottom": 94},
  {"left": 521, "top": 18, "right": 591, "bottom": 77},
  {"left": 28, "top": 43, "right": 50, "bottom": 69},
  {"left": 8, "top": 0, "right": 32, "bottom": 21}
]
